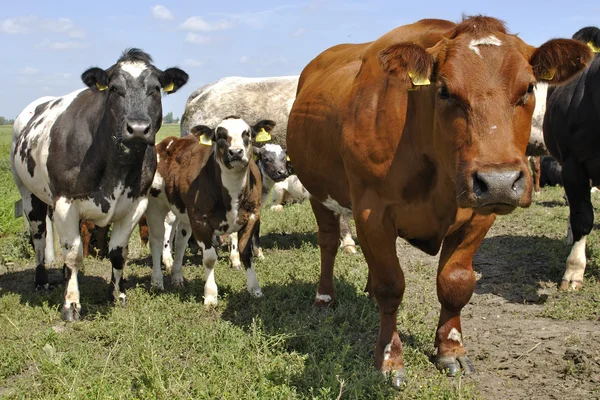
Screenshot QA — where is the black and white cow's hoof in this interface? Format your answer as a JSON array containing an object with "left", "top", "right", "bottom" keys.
[
  {"left": 61, "top": 303, "right": 80, "bottom": 322},
  {"left": 172, "top": 277, "right": 185, "bottom": 288},
  {"left": 34, "top": 264, "right": 49, "bottom": 290},
  {"left": 560, "top": 279, "right": 583, "bottom": 291},
  {"left": 434, "top": 355, "right": 475, "bottom": 377},
  {"left": 387, "top": 369, "right": 406, "bottom": 390}
]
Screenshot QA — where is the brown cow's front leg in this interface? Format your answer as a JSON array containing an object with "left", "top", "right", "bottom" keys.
[
  {"left": 237, "top": 216, "right": 263, "bottom": 297},
  {"left": 354, "top": 199, "right": 405, "bottom": 388},
  {"left": 434, "top": 212, "right": 495, "bottom": 376},
  {"left": 310, "top": 197, "right": 341, "bottom": 307}
]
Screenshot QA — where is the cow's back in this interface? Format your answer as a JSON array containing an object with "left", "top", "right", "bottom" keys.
[{"left": 180, "top": 76, "right": 299, "bottom": 149}]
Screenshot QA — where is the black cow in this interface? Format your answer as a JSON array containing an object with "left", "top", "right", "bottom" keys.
[
  {"left": 10, "top": 48, "right": 188, "bottom": 320},
  {"left": 543, "top": 27, "right": 600, "bottom": 290}
]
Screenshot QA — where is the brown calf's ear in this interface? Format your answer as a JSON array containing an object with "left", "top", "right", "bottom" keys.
[
  {"left": 530, "top": 39, "right": 592, "bottom": 84},
  {"left": 379, "top": 43, "right": 434, "bottom": 87},
  {"left": 190, "top": 125, "right": 214, "bottom": 146}
]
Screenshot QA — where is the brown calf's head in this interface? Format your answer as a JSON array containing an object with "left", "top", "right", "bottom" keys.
[
  {"left": 191, "top": 117, "right": 276, "bottom": 170},
  {"left": 380, "top": 16, "right": 592, "bottom": 215}
]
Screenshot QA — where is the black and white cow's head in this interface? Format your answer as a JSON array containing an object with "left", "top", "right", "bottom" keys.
[
  {"left": 81, "top": 48, "right": 188, "bottom": 146},
  {"left": 253, "top": 144, "right": 290, "bottom": 182},
  {"left": 191, "top": 117, "right": 276, "bottom": 170}
]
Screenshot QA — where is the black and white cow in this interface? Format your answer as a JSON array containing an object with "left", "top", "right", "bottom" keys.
[
  {"left": 543, "top": 27, "right": 600, "bottom": 290},
  {"left": 146, "top": 117, "right": 274, "bottom": 304},
  {"left": 10, "top": 48, "right": 188, "bottom": 320}
]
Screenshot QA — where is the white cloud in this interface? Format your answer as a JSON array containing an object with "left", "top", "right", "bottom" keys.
[
  {"left": 0, "top": 16, "right": 84, "bottom": 38},
  {"left": 39, "top": 39, "right": 87, "bottom": 50},
  {"left": 152, "top": 5, "right": 173, "bottom": 21},
  {"left": 291, "top": 28, "right": 306, "bottom": 38},
  {"left": 180, "top": 16, "right": 234, "bottom": 31},
  {"left": 184, "top": 33, "right": 210, "bottom": 44},
  {"left": 18, "top": 66, "right": 39, "bottom": 75},
  {"left": 182, "top": 58, "right": 203, "bottom": 67}
]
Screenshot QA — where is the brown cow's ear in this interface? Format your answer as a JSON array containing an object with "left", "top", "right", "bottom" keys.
[
  {"left": 190, "top": 125, "right": 214, "bottom": 146},
  {"left": 530, "top": 39, "right": 592, "bottom": 84},
  {"left": 379, "top": 43, "right": 434, "bottom": 87}
]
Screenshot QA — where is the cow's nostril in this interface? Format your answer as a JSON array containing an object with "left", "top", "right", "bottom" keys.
[
  {"left": 127, "top": 124, "right": 134, "bottom": 134},
  {"left": 512, "top": 171, "right": 524, "bottom": 191},
  {"left": 472, "top": 172, "right": 488, "bottom": 197},
  {"left": 144, "top": 126, "right": 150, "bottom": 135}
]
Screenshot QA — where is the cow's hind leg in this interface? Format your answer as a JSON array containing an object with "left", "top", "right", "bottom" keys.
[
  {"left": 146, "top": 203, "right": 169, "bottom": 290},
  {"left": 339, "top": 215, "right": 356, "bottom": 254},
  {"left": 53, "top": 197, "right": 83, "bottom": 321},
  {"left": 22, "top": 192, "right": 49, "bottom": 289},
  {"left": 310, "top": 197, "right": 341, "bottom": 307},
  {"left": 171, "top": 221, "right": 192, "bottom": 287},
  {"left": 530, "top": 156, "right": 541, "bottom": 194},
  {"left": 107, "top": 198, "right": 148, "bottom": 305},
  {"left": 434, "top": 213, "right": 495, "bottom": 376},
  {"left": 561, "top": 158, "right": 592, "bottom": 290}
]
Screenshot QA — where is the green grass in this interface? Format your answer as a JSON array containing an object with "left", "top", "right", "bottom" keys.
[{"left": 3, "top": 123, "right": 600, "bottom": 398}]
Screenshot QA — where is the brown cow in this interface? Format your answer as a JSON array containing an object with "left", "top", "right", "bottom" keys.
[
  {"left": 287, "top": 16, "right": 592, "bottom": 387},
  {"left": 146, "top": 116, "right": 274, "bottom": 304}
]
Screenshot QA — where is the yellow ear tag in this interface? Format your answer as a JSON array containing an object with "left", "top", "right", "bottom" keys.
[
  {"left": 587, "top": 41, "right": 600, "bottom": 53},
  {"left": 408, "top": 71, "right": 431, "bottom": 86},
  {"left": 286, "top": 155, "right": 291, "bottom": 161},
  {"left": 255, "top": 128, "right": 272, "bottom": 142},
  {"left": 539, "top": 68, "right": 556, "bottom": 81},
  {"left": 163, "top": 82, "right": 175, "bottom": 92},
  {"left": 199, "top": 134, "right": 213, "bottom": 146},
  {"left": 96, "top": 83, "right": 108, "bottom": 91}
]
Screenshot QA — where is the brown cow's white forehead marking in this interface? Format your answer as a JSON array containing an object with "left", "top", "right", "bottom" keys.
[
  {"left": 120, "top": 61, "right": 147, "bottom": 78},
  {"left": 468, "top": 35, "right": 502, "bottom": 58}
]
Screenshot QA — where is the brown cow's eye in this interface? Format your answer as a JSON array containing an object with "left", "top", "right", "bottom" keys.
[
  {"left": 527, "top": 83, "right": 535, "bottom": 93},
  {"left": 438, "top": 86, "right": 450, "bottom": 100}
]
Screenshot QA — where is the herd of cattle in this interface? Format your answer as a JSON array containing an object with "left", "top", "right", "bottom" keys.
[{"left": 8, "top": 15, "right": 600, "bottom": 388}]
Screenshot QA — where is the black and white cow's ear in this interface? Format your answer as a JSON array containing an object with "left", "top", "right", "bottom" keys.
[
  {"left": 252, "top": 146, "right": 264, "bottom": 157},
  {"left": 81, "top": 67, "right": 109, "bottom": 92},
  {"left": 251, "top": 119, "right": 276, "bottom": 141},
  {"left": 190, "top": 125, "right": 214, "bottom": 146},
  {"left": 160, "top": 68, "right": 189, "bottom": 94}
]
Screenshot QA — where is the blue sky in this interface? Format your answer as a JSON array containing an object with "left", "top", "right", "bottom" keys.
[{"left": 1, "top": 0, "right": 598, "bottom": 119}]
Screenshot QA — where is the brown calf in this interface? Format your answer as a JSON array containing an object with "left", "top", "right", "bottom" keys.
[
  {"left": 287, "top": 15, "right": 592, "bottom": 387},
  {"left": 146, "top": 116, "right": 275, "bottom": 305}
]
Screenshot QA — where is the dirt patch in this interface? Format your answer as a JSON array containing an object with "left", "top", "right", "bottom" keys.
[{"left": 396, "top": 217, "right": 600, "bottom": 399}]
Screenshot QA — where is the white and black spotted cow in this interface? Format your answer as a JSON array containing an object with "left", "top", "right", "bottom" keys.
[
  {"left": 146, "top": 117, "right": 274, "bottom": 305},
  {"left": 543, "top": 27, "right": 600, "bottom": 290},
  {"left": 10, "top": 48, "right": 188, "bottom": 321}
]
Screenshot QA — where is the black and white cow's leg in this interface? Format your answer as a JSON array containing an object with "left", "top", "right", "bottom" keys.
[
  {"left": 22, "top": 192, "right": 49, "bottom": 289},
  {"left": 561, "top": 158, "right": 593, "bottom": 291},
  {"left": 146, "top": 202, "right": 169, "bottom": 290},
  {"left": 107, "top": 198, "right": 148, "bottom": 304},
  {"left": 171, "top": 221, "right": 192, "bottom": 287},
  {"left": 339, "top": 215, "right": 357, "bottom": 254},
  {"left": 229, "top": 232, "right": 241, "bottom": 270},
  {"left": 44, "top": 208, "right": 56, "bottom": 263},
  {"left": 53, "top": 197, "right": 83, "bottom": 321},
  {"left": 238, "top": 217, "right": 263, "bottom": 298}
]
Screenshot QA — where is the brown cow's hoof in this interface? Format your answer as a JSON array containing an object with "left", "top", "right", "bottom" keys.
[
  {"left": 313, "top": 293, "right": 335, "bottom": 308},
  {"left": 61, "top": 303, "right": 80, "bottom": 322},
  {"left": 559, "top": 279, "right": 583, "bottom": 291},
  {"left": 341, "top": 245, "right": 357, "bottom": 255},
  {"left": 435, "top": 355, "right": 475, "bottom": 377},
  {"left": 386, "top": 369, "right": 406, "bottom": 390}
]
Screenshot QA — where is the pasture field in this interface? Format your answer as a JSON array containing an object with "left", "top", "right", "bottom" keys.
[{"left": 1, "top": 123, "right": 600, "bottom": 399}]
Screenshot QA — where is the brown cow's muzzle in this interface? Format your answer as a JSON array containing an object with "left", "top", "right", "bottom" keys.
[{"left": 458, "top": 163, "right": 532, "bottom": 215}]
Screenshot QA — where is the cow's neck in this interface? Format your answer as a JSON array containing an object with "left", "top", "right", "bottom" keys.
[{"left": 215, "top": 160, "right": 250, "bottom": 229}]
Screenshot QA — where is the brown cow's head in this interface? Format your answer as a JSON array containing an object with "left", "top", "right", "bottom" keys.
[
  {"left": 191, "top": 117, "right": 276, "bottom": 170},
  {"left": 380, "top": 16, "right": 592, "bottom": 215}
]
